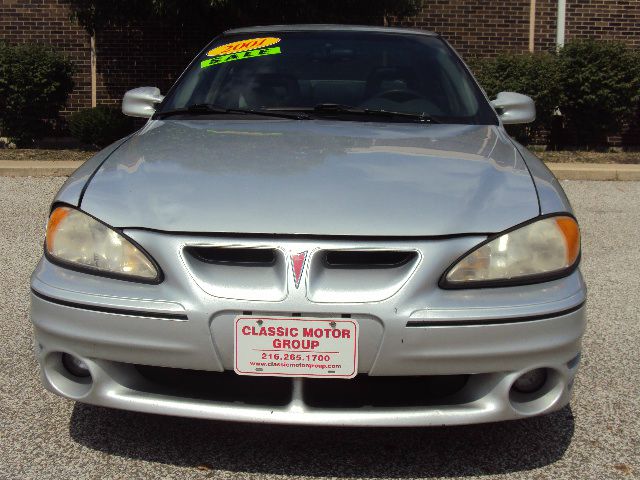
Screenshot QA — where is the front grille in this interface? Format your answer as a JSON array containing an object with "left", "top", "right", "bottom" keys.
[
  {"left": 136, "top": 366, "right": 291, "bottom": 406},
  {"left": 185, "top": 246, "right": 277, "bottom": 266},
  {"left": 134, "top": 366, "right": 468, "bottom": 408},
  {"left": 303, "top": 375, "right": 468, "bottom": 407},
  {"left": 323, "top": 250, "right": 416, "bottom": 269},
  {"left": 179, "top": 237, "right": 423, "bottom": 303},
  {"left": 181, "top": 245, "right": 287, "bottom": 301},
  {"left": 307, "top": 248, "right": 420, "bottom": 303}
]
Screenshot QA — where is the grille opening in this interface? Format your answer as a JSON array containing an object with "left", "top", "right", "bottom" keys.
[
  {"left": 185, "top": 246, "right": 276, "bottom": 266},
  {"left": 303, "top": 374, "right": 469, "bottom": 408},
  {"left": 135, "top": 366, "right": 291, "bottom": 406},
  {"left": 323, "top": 250, "right": 416, "bottom": 269},
  {"left": 133, "top": 368, "right": 469, "bottom": 408}
]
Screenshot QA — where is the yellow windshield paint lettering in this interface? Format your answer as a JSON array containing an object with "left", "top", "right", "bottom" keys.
[
  {"left": 207, "top": 37, "right": 280, "bottom": 57},
  {"left": 200, "top": 46, "right": 281, "bottom": 69}
]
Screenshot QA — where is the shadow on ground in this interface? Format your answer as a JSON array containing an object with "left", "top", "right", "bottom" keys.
[{"left": 69, "top": 404, "right": 574, "bottom": 478}]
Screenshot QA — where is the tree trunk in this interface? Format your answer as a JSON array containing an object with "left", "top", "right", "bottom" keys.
[{"left": 90, "top": 34, "right": 97, "bottom": 108}]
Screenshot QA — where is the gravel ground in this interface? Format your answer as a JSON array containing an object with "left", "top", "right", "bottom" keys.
[
  {"left": 0, "top": 178, "right": 638, "bottom": 480},
  {"left": 0, "top": 149, "right": 95, "bottom": 162}
]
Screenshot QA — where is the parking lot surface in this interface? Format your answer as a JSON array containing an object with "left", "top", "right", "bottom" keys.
[{"left": 1, "top": 177, "right": 638, "bottom": 480}]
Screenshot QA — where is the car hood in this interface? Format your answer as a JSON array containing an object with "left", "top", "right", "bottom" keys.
[{"left": 80, "top": 119, "right": 539, "bottom": 236}]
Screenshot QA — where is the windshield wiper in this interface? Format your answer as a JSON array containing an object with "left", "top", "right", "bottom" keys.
[
  {"left": 314, "top": 104, "right": 440, "bottom": 123},
  {"left": 267, "top": 104, "right": 440, "bottom": 123},
  {"left": 156, "top": 103, "right": 310, "bottom": 120}
]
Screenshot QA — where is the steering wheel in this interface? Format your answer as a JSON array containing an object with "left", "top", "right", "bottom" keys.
[{"left": 370, "top": 89, "right": 424, "bottom": 103}]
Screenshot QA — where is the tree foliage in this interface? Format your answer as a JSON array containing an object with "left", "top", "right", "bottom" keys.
[
  {"left": 67, "top": 0, "right": 421, "bottom": 35},
  {"left": 69, "top": 106, "right": 134, "bottom": 147},
  {"left": 557, "top": 40, "right": 640, "bottom": 146},
  {"left": 469, "top": 52, "right": 561, "bottom": 144},
  {"left": 471, "top": 40, "right": 640, "bottom": 147},
  {"left": 0, "top": 42, "right": 74, "bottom": 145}
]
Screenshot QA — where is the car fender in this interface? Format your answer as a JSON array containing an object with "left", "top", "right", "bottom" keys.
[
  {"left": 511, "top": 139, "right": 574, "bottom": 214},
  {"left": 52, "top": 135, "right": 133, "bottom": 209}
]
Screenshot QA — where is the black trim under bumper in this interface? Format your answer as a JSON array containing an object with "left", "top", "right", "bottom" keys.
[
  {"left": 31, "top": 289, "right": 188, "bottom": 321},
  {"left": 405, "top": 302, "right": 585, "bottom": 327}
]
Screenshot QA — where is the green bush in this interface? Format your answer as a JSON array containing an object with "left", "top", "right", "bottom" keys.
[
  {"left": 470, "top": 41, "right": 640, "bottom": 147},
  {"left": 69, "top": 106, "right": 134, "bottom": 147},
  {"left": 0, "top": 42, "right": 74, "bottom": 146},
  {"left": 469, "top": 52, "right": 562, "bottom": 144},
  {"left": 557, "top": 40, "right": 640, "bottom": 147}
]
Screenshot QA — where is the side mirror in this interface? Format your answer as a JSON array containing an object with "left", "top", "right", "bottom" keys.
[
  {"left": 122, "top": 87, "right": 164, "bottom": 118},
  {"left": 491, "top": 92, "right": 536, "bottom": 125}
]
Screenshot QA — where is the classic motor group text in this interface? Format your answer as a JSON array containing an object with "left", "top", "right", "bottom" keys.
[{"left": 240, "top": 324, "right": 352, "bottom": 350}]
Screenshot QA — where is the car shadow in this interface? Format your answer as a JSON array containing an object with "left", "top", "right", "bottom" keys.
[{"left": 69, "top": 404, "right": 574, "bottom": 478}]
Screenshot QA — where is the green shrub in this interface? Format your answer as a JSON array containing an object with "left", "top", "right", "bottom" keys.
[
  {"left": 470, "top": 42, "right": 640, "bottom": 147},
  {"left": 69, "top": 106, "right": 134, "bottom": 147},
  {"left": 469, "top": 52, "right": 562, "bottom": 144},
  {"left": 0, "top": 42, "right": 74, "bottom": 146},
  {"left": 557, "top": 40, "right": 640, "bottom": 147}
]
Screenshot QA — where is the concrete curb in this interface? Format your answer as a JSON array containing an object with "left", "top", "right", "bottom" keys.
[
  {"left": 1, "top": 160, "right": 640, "bottom": 181},
  {"left": 545, "top": 162, "right": 640, "bottom": 181},
  {"left": 0, "top": 160, "right": 83, "bottom": 177}
]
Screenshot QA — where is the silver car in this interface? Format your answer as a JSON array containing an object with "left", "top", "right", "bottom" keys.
[{"left": 31, "top": 25, "right": 585, "bottom": 426}]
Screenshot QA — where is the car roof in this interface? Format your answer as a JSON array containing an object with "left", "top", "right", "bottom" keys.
[{"left": 223, "top": 24, "right": 438, "bottom": 37}]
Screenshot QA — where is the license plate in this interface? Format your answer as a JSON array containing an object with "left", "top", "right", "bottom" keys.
[{"left": 234, "top": 316, "right": 358, "bottom": 378}]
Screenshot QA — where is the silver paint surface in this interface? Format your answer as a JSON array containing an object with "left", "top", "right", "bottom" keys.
[
  {"left": 79, "top": 120, "right": 539, "bottom": 236},
  {"left": 490, "top": 92, "right": 536, "bottom": 125},
  {"left": 512, "top": 139, "right": 574, "bottom": 214},
  {"left": 224, "top": 24, "right": 439, "bottom": 36},
  {"left": 53, "top": 137, "right": 129, "bottom": 207}
]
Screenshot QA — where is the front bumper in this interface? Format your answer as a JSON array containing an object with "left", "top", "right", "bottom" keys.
[{"left": 31, "top": 231, "right": 587, "bottom": 426}]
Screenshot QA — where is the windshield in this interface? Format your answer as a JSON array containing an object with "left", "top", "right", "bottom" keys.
[{"left": 159, "top": 30, "right": 497, "bottom": 125}]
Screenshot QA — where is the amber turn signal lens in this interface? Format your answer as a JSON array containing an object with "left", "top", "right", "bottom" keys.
[
  {"left": 555, "top": 216, "right": 580, "bottom": 265},
  {"left": 45, "top": 206, "right": 71, "bottom": 253}
]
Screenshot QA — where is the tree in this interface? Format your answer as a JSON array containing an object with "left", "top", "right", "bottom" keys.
[
  {"left": 67, "top": 0, "right": 420, "bottom": 106},
  {"left": 202, "top": 0, "right": 421, "bottom": 27},
  {"left": 0, "top": 42, "right": 74, "bottom": 145},
  {"left": 67, "top": 0, "right": 151, "bottom": 106},
  {"left": 469, "top": 52, "right": 562, "bottom": 145},
  {"left": 68, "top": 0, "right": 421, "bottom": 34},
  {"left": 557, "top": 40, "right": 640, "bottom": 147}
]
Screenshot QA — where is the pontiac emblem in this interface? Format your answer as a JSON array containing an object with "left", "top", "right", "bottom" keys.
[{"left": 290, "top": 251, "right": 307, "bottom": 289}]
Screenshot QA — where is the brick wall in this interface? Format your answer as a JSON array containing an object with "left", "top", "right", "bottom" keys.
[
  {"left": 390, "top": 1, "right": 534, "bottom": 58},
  {"left": 390, "top": 0, "right": 640, "bottom": 58},
  {"left": 565, "top": 0, "right": 640, "bottom": 46},
  {"left": 0, "top": 0, "right": 638, "bottom": 113},
  {"left": 0, "top": 0, "right": 90, "bottom": 113},
  {"left": 0, "top": 0, "right": 213, "bottom": 113},
  {"left": 94, "top": 21, "right": 212, "bottom": 109}
]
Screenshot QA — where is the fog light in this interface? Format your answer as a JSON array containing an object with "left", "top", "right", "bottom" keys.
[
  {"left": 61, "top": 353, "right": 90, "bottom": 378},
  {"left": 513, "top": 368, "right": 547, "bottom": 393}
]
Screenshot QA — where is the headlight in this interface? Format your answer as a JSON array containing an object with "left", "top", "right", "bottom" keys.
[
  {"left": 441, "top": 215, "right": 580, "bottom": 288},
  {"left": 45, "top": 206, "right": 160, "bottom": 282}
]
